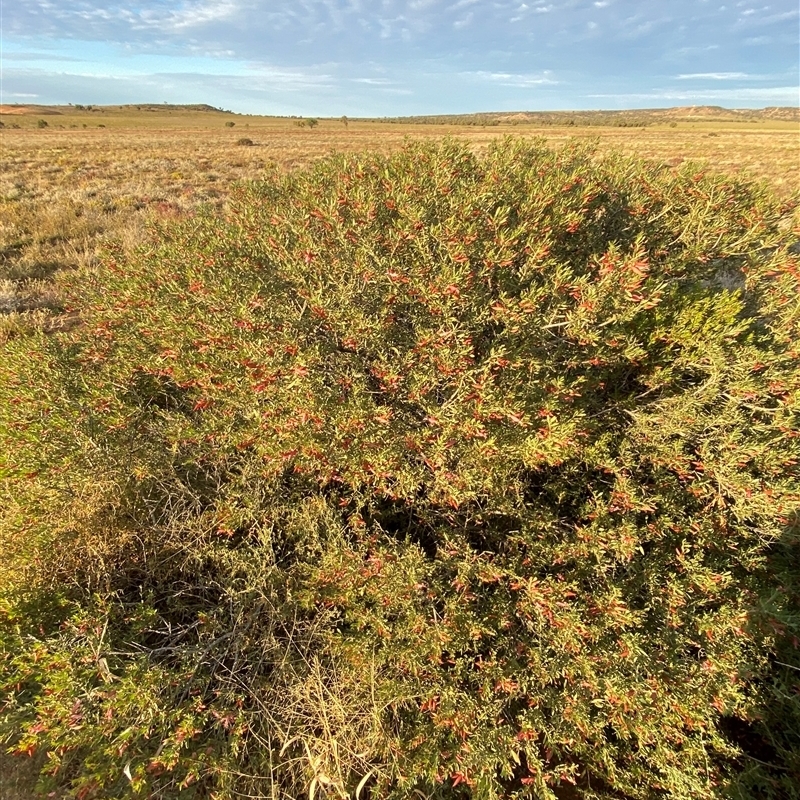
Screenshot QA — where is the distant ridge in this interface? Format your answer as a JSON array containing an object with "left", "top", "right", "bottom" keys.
[
  {"left": 372, "top": 106, "right": 800, "bottom": 125},
  {"left": 655, "top": 105, "right": 799, "bottom": 121},
  {"left": 114, "top": 103, "right": 229, "bottom": 113},
  {"left": 0, "top": 103, "right": 797, "bottom": 123},
  {"left": 0, "top": 103, "right": 231, "bottom": 115},
  {"left": 759, "top": 106, "right": 800, "bottom": 120}
]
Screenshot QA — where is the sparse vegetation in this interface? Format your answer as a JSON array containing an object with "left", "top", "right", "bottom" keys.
[
  {"left": 1, "top": 136, "right": 798, "bottom": 799},
  {"left": 236, "top": 137, "right": 254, "bottom": 146}
]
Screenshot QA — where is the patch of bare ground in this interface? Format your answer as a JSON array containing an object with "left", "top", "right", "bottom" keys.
[{"left": 0, "top": 751, "right": 48, "bottom": 800}]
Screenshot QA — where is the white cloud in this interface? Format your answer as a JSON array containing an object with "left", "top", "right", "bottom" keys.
[
  {"left": 588, "top": 86, "right": 800, "bottom": 103},
  {"left": 676, "top": 71, "right": 750, "bottom": 79},
  {"left": 2, "top": 0, "right": 797, "bottom": 115},
  {"left": 2, "top": 50, "right": 87, "bottom": 61},
  {"left": 467, "top": 69, "right": 558, "bottom": 86}
]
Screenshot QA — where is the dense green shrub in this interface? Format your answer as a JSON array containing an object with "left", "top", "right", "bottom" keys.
[{"left": 1, "top": 139, "right": 798, "bottom": 799}]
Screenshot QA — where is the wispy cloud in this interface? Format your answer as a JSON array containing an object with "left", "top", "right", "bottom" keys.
[
  {"left": 588, "top": 86, "right": 799, "bottom": 103},
  {"left": 467, "top": 70, "right": 558, "bottom": 87},
  {"left": 2, "top": 51, "right": 87, "bottom": 62},
  {"left": 350, "top": 77, "right": 411, "bottom": 94},
  {"left": 448, "top": 0, "right": 480, "bottom": 10},
  {"left": 676, "top": 72, "right": 750, "bottom": 80},
  {"left": 158, "top": 0, "right": 242, "bottom": 31},
  {"left": 732, "top": 7, "right": 799, "bottom": 26},
  {"left": 1, "top": 0, "right": 797, "bottom": 114}
]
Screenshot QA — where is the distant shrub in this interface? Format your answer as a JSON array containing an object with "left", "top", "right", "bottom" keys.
[
  {"left": 1, "top": 139, "right": 798, "bottom": 799},
  {"left": 236, "top": 137, "right": 254, "bottom": 146},
  {"left": 36, "top": 119, "right": 48, "bottom": 129},
  {"left": 225, "top": 121, "right": 235, "bottom": 128}
]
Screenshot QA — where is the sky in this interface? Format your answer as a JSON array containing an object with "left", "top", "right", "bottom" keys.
[{"left": 1, "top": 0, "right": 798, "bottom": 116}]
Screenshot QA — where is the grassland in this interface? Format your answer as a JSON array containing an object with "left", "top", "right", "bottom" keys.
[{"left": 1, "top": 104, "right": 797, "bottom": 344}]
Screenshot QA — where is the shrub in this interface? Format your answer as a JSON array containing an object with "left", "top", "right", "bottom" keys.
[
  {"left": 36, "top": 119, "right": 48, "bottom": 129},
  {"left": 1, "top": 139, "right": 798, "bottom": 799},
  {"left": 225, "top": 121, "right": 236, "bottom": 128},
  {"left": 236, "top": 137, "right": 254, "bottom": 146}
]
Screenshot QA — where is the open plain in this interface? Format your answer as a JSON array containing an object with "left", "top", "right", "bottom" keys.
[{"left": 1, "top": 105, "right": 797, "bottom": 342}]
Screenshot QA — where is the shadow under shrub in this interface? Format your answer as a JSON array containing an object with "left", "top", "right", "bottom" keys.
[{"left": 1, "top": 138, "right": 798, "bottom": 799}]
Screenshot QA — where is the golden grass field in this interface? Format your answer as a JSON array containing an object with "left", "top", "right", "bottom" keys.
[{"left": 1, "top": 106, "right": 797, "bottom": 345}]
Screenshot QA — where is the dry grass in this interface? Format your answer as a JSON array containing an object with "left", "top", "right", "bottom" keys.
[{"left": 2, "top": 112, "right": 796, "bottom": 341}]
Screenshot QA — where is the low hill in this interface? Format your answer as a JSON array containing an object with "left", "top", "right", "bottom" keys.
[
  {"left": 0, "top": 105, "right": 63, "bottom": 116},
  {"left": 373, "top": 106, "right": 799, "bottom": 126},
  {"left": 0, "top": 103, "right": 230, "bottom": 116},
  {"left": 1, "top": 103, "right": 796, "bottom": 126},
  {"left": 112, "top": 103, "right": 229, "bottom": 113}
]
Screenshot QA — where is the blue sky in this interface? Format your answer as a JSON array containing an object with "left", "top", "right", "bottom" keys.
[{"left": 2, "top": 0, "right": 798, "bottom": 115}]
